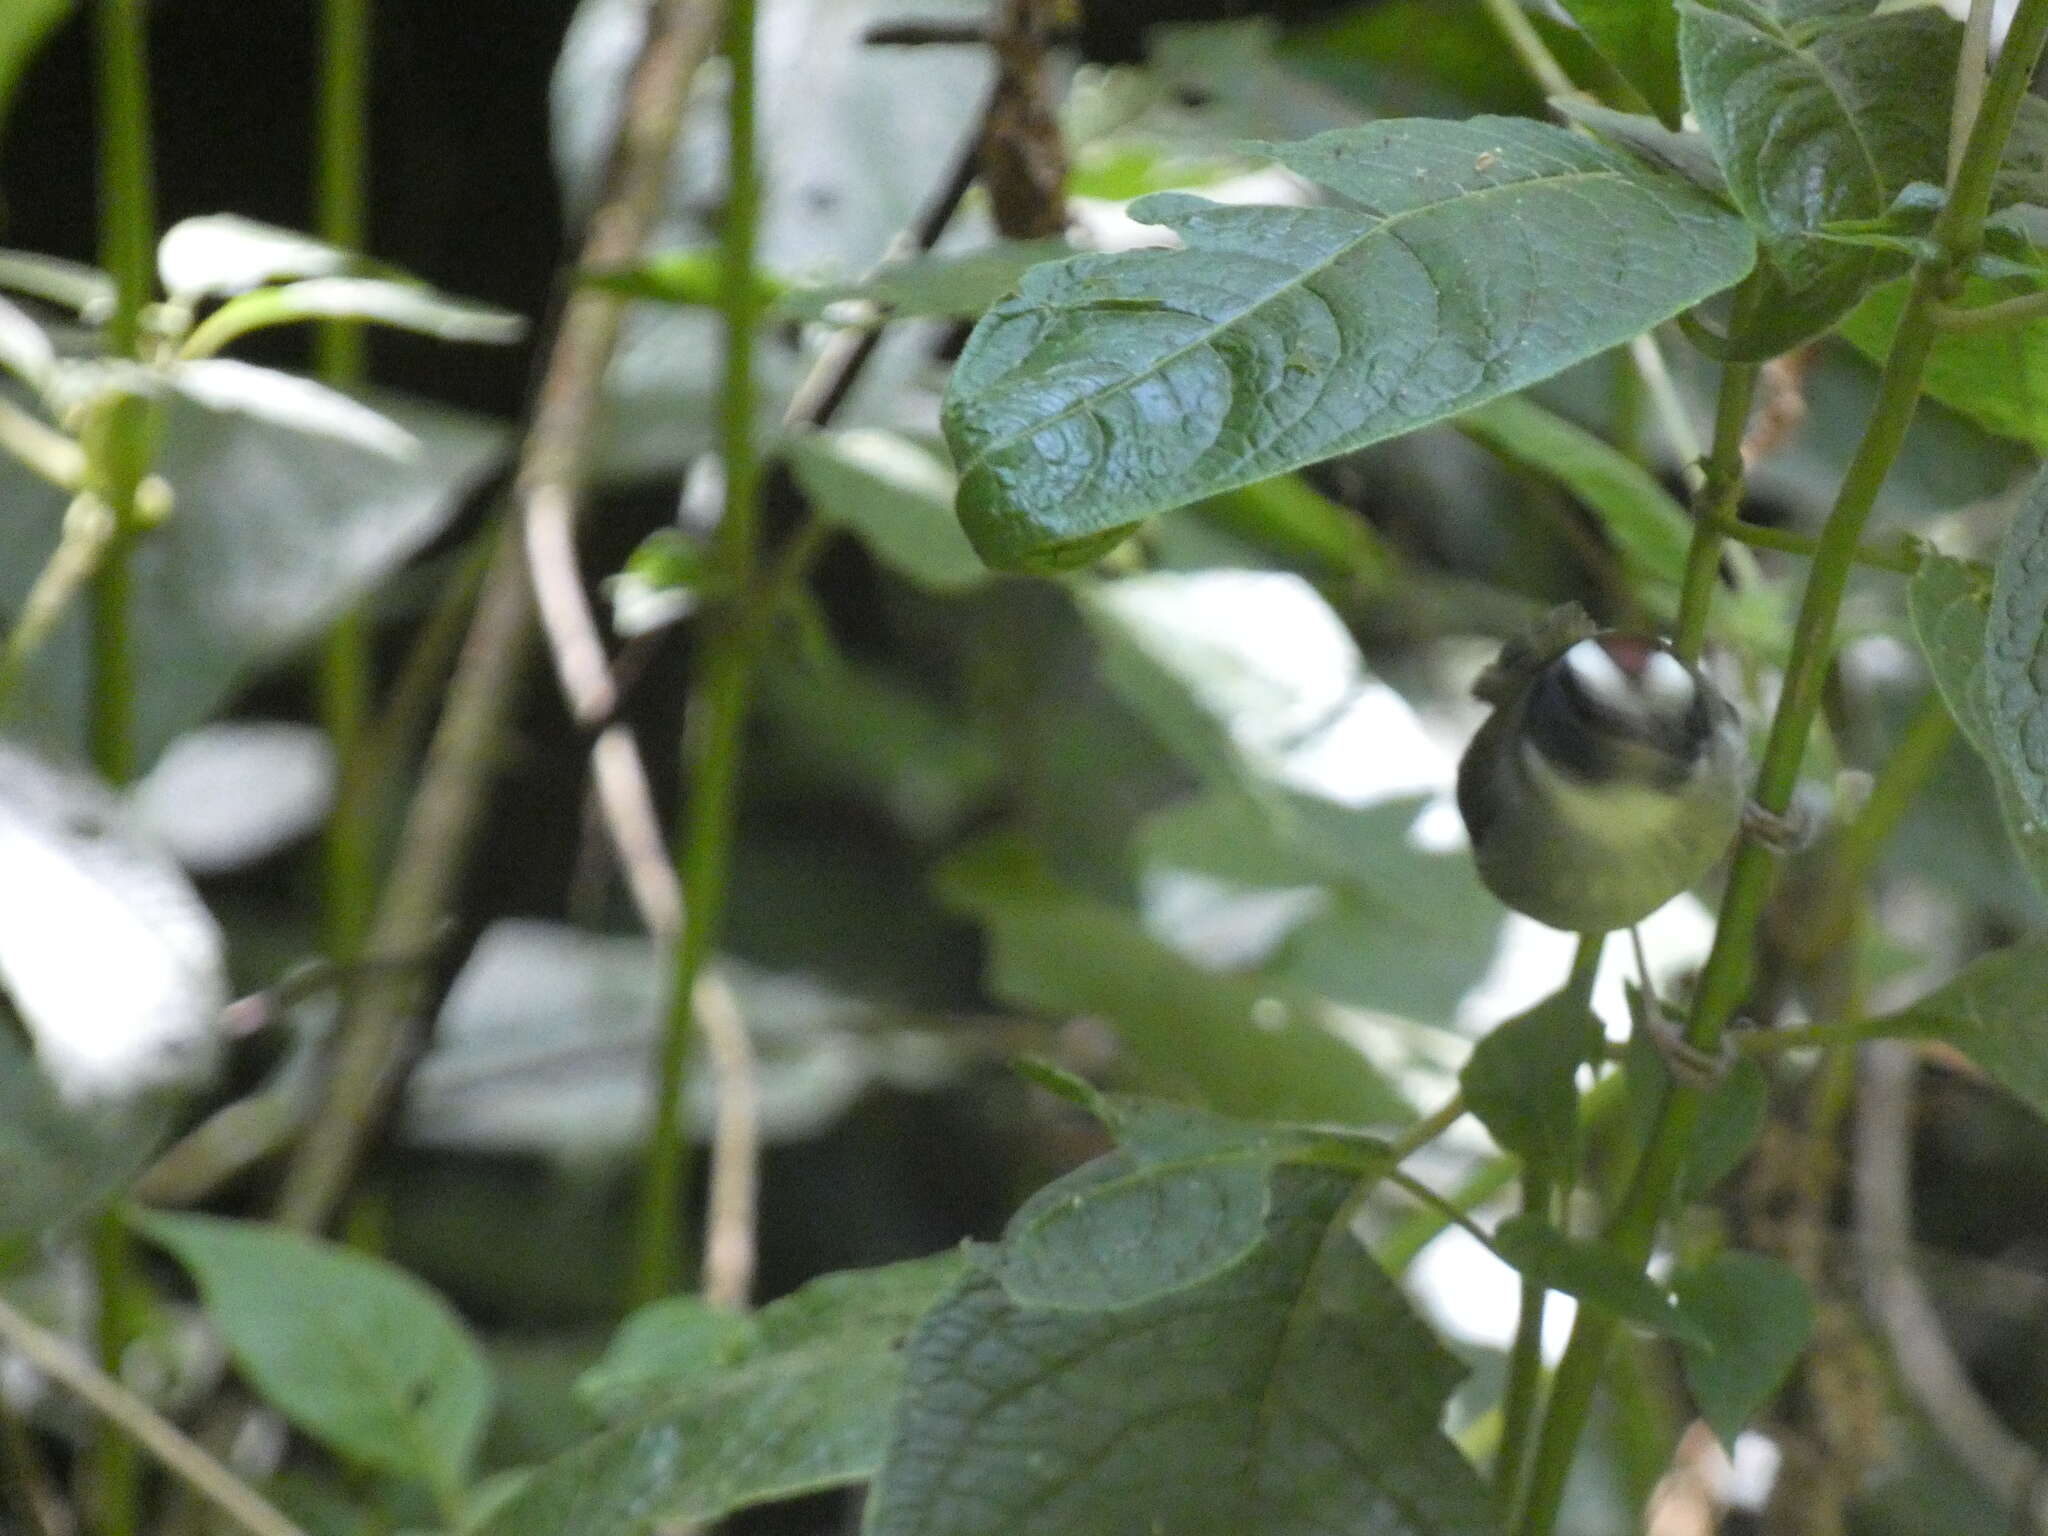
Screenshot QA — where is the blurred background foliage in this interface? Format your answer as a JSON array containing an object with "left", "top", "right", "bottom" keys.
[{"left": 1, "top": 2, "right": 2046, "bottom": 1534}]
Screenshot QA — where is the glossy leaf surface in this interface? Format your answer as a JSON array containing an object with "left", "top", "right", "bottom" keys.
[{"left": 943, "top": 116, "right": 1753, "bottom": 569}]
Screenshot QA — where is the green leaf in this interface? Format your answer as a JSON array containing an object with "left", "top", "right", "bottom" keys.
[
  {"left": 1192, "top": 474, "right": 1397, "bottom": 588},
  {"left": 574, "top": 1297, "right": 757, "bottom": 1421},
  {"left": 1460, "top": 393, "right": 1692, "bottom": 589},
  {"left": 477, "top": 1255, "right": 964, "bottom": 1536},
  {"left": 0, "top": 0, "right": 67, "bottom": 153},
  {"left": 786, "top": 430, "right": 988, "bottom": 591},
  {"left": 1673, "top": 1250, "right": 1814, "bottom": 1449},
  {"left": 778, "top": 240, "right": 1071, "bottom": 322},
  {"left": 1908, "top": 554, "right": 2048, "bottom": 897},
  {"left": 182, "top": 276, "right": 526, "bottom": 358},
  {"left": 132, "top": 1211, "right": 492, "bottom": 1501},
  {"left": 156, "top": 215, "right": 366, "bottom": 301},
  {"left": 1682, "top": 1057, "right": 1769, "bottom": 1199},
  {"left": 1680, "top": 2, "right": 1953, "bottom": 356},
  {"left": 1492, "top": 1213, "right": 1709, "bottom": 1344},
  {"left": 1985, "top": 464, "right": 2048, "bottom": 825},
  {"left": 1865, "top": 932, "right": 2048, "bottom": 1120},
  {"left": 170, "top": 360, "right": 418, "bottom": 459},
  {"left": 1842, "top": 276, "right": 2048, "bottom": 452},
  {"left": 0, "top": 248, "right": 113, "bottom": 315},
  {"left": 604, "top": 528, "right": 709, "bottom": 638},
  {"left": 937, "top": 834, "right": 1407, "bottom": 1126},
  {"left": 1460, "top": 986, "right": 1603, "bottom": 1185},
  {"left": 942, "top": 116, "right": 1753, "bottom": 570},
  {"left": 0, "top": 1030, "right": 164, "bottom": 1261},
  {"left": 1556, "top": 0, "right": 1682, "bottom": 125},
  {"left": 865, "top": 1168, "right": 1494, "bottom": 1536},
  {"left": 990, "top": 1100, "right": 1385, "bottom": 1311}
]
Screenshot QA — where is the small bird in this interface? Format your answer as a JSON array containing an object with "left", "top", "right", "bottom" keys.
[{"left": 1456, "top": 607, "right": 1747, "bottom": 935}]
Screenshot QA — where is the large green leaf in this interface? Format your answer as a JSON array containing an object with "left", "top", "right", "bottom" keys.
[
  {"left": 942, "top": 116, "right": 1753, "bottom": 570},
  {"left": 1557, "top": 0, "right": 1682, "bottom": 125},
  {"left": 1680, "top": 2, "right": 1953, "bottom": 356},
  {"left": 1841, "top": 277, "right": 2048, "bottom": 453},
  {"left": 1865, "top": 933, "right": 2048, "bottom": 1121},
  {"left": 938, "top": 835, "right": 1407, "bottom": 1126},
  {"left": 864, "top": 1168, "right": 1493, "bottom": 1536},
  {"left": 478, "top": 1255, "right": 965, "bottom": 1536},
  {"left": 132, "top": 1212, "right": 493, "bottom": 1502},
  {"left": 1908, "top": 554, "right": 2048, "bottom": 897},
  {"left": 1672, "top": 1251, "right": 1814, "bottom": 1449},
  {"left": 1985, "top": 465, "right": 2048, "bottom": 824}
]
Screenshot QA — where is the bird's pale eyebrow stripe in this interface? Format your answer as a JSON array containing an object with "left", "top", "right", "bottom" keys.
[
  {"left": 1639, "top": 649, "right": 1696, "bottom": 712},
  {"left": 1562, "top": 636, "right": 1635, "bottom": 714}
]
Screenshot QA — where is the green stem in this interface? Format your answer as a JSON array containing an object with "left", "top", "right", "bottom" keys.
[
  {"left": 88, "top": 3, "right": 157, "bottom": 1529},
  {"left": 1930, "top": 286, "right": 2048, "bottom": 332},
  {"left": 1494, "top": 1168, "right": 1552, "bottom": 1521},
  {"left": 1479, "top": 0, "right": 1578, "bottom": 100},
  {"left": 1710, "top": 512, "right": 1922, "bottom": 575},
  {"left": 1387, "top": 1091, "right": 1468, "bottom": 1164},
  {"left": 316, "top": 0, "right": 376, "bottom": 962},
  {"left": 633, "top": 0, "right": 763, "bottom": 1304},
  {"left": 1673, "top": 281, "right": 1762, "bottom": 663},
  {"left": 1514, "top": 10, "right": 2048, "bottom": 1531},
  {"left": 1495, "top": 934, "right": 1603, "bottom": 1519}
]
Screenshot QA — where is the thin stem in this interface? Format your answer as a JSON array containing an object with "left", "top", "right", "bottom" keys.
[
  {"left": 1387, "top": 1091, "right": 1468, "bottom": 1164},
  {"left": 88, "top": 4, "right": 157, "bottom": 1530},
  {"left": 1834, "top": 692, "right": 1957, "bottom": 891},
  {"left": 316, "top": 0, "right": 376, "bottom": 963},
  {"left": 1479, "top": 0, "right": 1578, "bottom": 100},
  {"left": 1514, "top": 11, "right": 2048, "bottom": 1531},
  {"left": 1495, "top": 934, "right": 1603, "bottom": 1521},
  {"left": 0, "top": 1290, "right": 308, "bottom": 1536},
  {"left": 1710, "top": 512, "right": 1922, "bottom": 575},
  {"left": 1495, "top": 1169, "right": 1552, "bottom": 1521},
  {"left": 1952, "top": 0, "right": 1996, "bottom": 184},
  {"left": 635, "top": 0, "right": 764, "bottom": 1304},
  {"left": 0, "top": 494, "right": 117, "bottom": 718},
  {"left": 1931, "top": 286, "right": 2048, "bottom": 331},
  {"left": 1673, "top": 281, "right": 1763, "bottom": 663}
]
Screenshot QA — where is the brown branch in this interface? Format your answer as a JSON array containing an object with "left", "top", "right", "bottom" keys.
[
  {"left": 979, "top": 0, "right": 1069, "bottom": 241},
  {"left": 274, "top": 0, "right": 729, "bottom": 1234}
]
